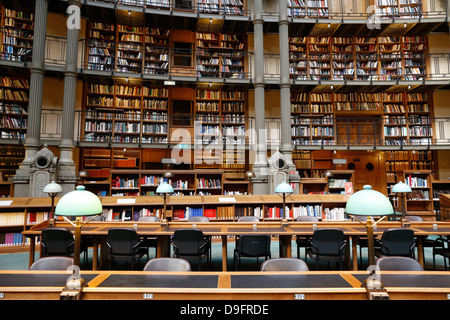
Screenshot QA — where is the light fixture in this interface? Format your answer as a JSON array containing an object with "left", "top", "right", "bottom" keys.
[
  {"left": 164, "top": 80, "right": 176, "bottom": 86},
  {"left": 55, "top": 185, "right": 103, "bottom": 267},
  {"left": 275, "top": 181, "right": 294, "bottom": 221},
  {"left": 156, "top": 173, "right": 174, "bottom": 221},
  {"left": 78, "top": 170, "right": 89, "bottom": 184},
  {"left": 345, "top": 185, "right": 394, "bottom": 265},
  {"left": 392, "top": 181, "right": 412, "bottom": 226},
  {"left": 43, "top": 181, "right": 62, "bottom": 226},
  {"left": 245, "top": 171, "right": 255, "bottom": 179}
]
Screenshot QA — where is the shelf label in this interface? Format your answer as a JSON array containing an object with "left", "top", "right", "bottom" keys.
[
  {"left": 219, "top": 197, "right": 236, "bottom": 203},
  {"left": 294, "top": 293, "right": 305, "bottom": 300},
  {"left": 117, "top": 199, "right": 135, "bottom": 204},
  {"left": 0, "top": 201, "right": 12, "bottom": 206}
]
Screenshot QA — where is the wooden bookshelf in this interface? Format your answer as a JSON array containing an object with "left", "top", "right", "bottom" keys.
[
  {"left": 374, "top": 0, "right": 423, "bottom": 19},
  {"left": 290, "top": 89, "right": 433, "bottom": 147},
  {"left": 288, "top": 0, "right": 329, "bottom": 17},
  {"left": 196, "top": 31, "right": 246, "bottom": 79},
  {"left": 289, "top": 35, "right": 427, "bottom": 82},
  {"left": 399, "top": 169, "right": 434, "bottom": 220},
  {"left": 327, "top": 170, "right": 354, "bottom": 194},
  {"left": 144, "top": 27, "right": 169, "bottom": 75},
  {"left": 0, "top": 6, "right": 34, "bottom": 62},
  {"left": 0, "top": 76, "right": 29, "bottom": 141},
  {"left": 82, "top": 82, "right": 169, "bottom": 144}
]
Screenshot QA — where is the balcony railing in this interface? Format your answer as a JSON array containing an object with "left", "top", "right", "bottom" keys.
[
  {"left": 86, "top": 0, "right": 250, "bottom": 15},
  {"left": 265, "top": 52, "right": 450, "bottom": 82},
  {"left": 85, "top": 0, "right": 448, "bottom": 20},
  {"left": 24, "top": 109, "right": 450, "bottom": 149}
]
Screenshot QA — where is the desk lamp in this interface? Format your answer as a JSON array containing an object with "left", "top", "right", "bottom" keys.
[
  {"left": 275, "top": 181, "right": 293, "bottom": 223},
  {"left": 43, "top": 181, "right": 62, "bottom": 226},
  {"left": 392, "top": 181, "right": 412, "bottom": 227},
  {"left": 345, "top": 185, "right": 394, "bottom": 266},
  {"left": 54, "top": 185, "right": 102, "bottom": 267},
  {"left": 245, "top": 171, "right": 255, "bottom": 194},
  {"left": 156, "top": 180, "right": 174, "bottom": 222}
]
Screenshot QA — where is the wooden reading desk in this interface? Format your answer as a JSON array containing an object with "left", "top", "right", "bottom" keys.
[
  {"left": 1, "top": 270, "right": 450, "bottom": 300},
  {"left": 23, "top": 220, "right": 450, "bottom": 271}
]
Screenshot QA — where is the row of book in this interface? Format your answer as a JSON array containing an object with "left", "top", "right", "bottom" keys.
[
  {"left": 0, "top": 233, "right": 30, "bottom": 246},
  {"left": 0, "top": 211, "right": 48, "bottom": 226},
  {"left": 405, "top": 174, "right": 428, "bottom": 188}
]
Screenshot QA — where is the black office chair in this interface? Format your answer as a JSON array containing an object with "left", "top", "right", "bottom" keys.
[
  {"left": 143, "top": 257, "right": 191, "bottom": 271},
  {"left": 307, "top": 228, "right": 347, "bottom": 270},
  {"left": 376, "top": 256, "right": 424, "bottom": 271},
  {"left": 406, "top": 216, "right": 437, "bottom": 265},
  {"left": 138, "top": 216, "right": 160, "bottom": 258},
  {"left": 41, "top": 228, "right": 87, "bottom": 263},
  {"left": 233, "top": 234, "right": 271, "bottom": 270},
  {"left": 295, "top": 216, "right": 319, "bottom": 261},
  {"left": 237, "top": 216, "right": 259, "bottom": 222},
  {"left": 187, "top": 216, "right": 212, "bottom": 261},
  {"left": 138, "top": 216, "right": 160, "bottom": 222},
  {"left": 260, "top": 258, "right": 309, "bottom": 271},
  {"left": 106, "top": 228, "right": 148, "bottom": 270},
  {"left": 29, "top": 257, "right": 74, "bottom": 270},
  {"left": 375, "top": 228, "right": 416, "bottom": 258},
  {"left": 187, "top": 216, "right": 210, "bottom": 222},
  {"left": 433, "top": 236, "right": 450, "bottom": 270},
  {"left": 235, "top": 216, "right": 260, "bottom": 246},
  {"left": 172, "top": 229, "right": 210, "bottom": 270}
]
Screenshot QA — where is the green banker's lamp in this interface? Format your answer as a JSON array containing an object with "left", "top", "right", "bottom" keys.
[
  {"left": 156, "top": 181, "right": 174, "bottom": 222},
  {"left": 345, "top": 185, "right": 394, "bottom": 266},
  {"left": 391, "top": 181, "right": 412, "bottom": 226},
  {"left": 275, "top": 181, "right": 293, "bottom": 223},
  {"left": 54, "top": 185, "right": 102, "bottom": 267}
]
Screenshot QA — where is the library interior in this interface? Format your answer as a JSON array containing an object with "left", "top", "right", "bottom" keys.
[{"left": 1, "top": 0, "right": 450, "bottom": 301}]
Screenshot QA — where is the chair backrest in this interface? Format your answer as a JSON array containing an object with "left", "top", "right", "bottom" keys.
[
  {"left": 187, "top": 216, "right": 210, "bottom": 222},
  {"left": 380, "top": 228, "right": 415, "bottom": 256},
  {"left": 138, "top": 216, "right": 160, "bottom": 222},
  {"left": 237, "top": 234, "right": 271, "bottom": 257},
  {"left": 107, "top": 228, "right": 141, "bottom": 255},
  {"left": 296, "top": 216, "right": 319, "bottom": 222},
  {"left": 173, "top": 229, "right": 207, "bottom": 255},
  {"left": 310, "top": 228, "right": 345, "bottom": 255},
  {"left": 405, "top": 216, "right": 423, "bottom": 222},
  {"left": 237, "top": 216, "right": 259, "bottom": 222},
  {"left": 143, "top": 258, "right": 191, "bottom": 271},
  {"left": 91, "top": 215, "right": 105, "bottom": 221},
  {"left": 376, "top": 256, "right": 424, "bottom": 271},
  {"left": 41, "top": 228, "right": 75, "bottom": 255},
  {"left": 260, "top": 258, "right": 309, "bottom": 271},
  {"left": 29, "top": 257, "right": 74, "bottom": 270}
]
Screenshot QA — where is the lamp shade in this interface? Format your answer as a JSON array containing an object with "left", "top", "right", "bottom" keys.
[
  {"left": 55, "top": 186, "right": 102, "bottom": 217},
  {"left": 275, "top": 181, "right": 293, "bottom": 195},
  {"left": 156, "top": 182, "right": 174, "bottom": 194},
  {"left": 345, "top": 185, "right": 394, "bottom": 216},
  {"left": 391, "top": 181, "right": 412, "bottom": 193},
  {"left": 43, "top": 181, "right": 63, "bottom": 194}
]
